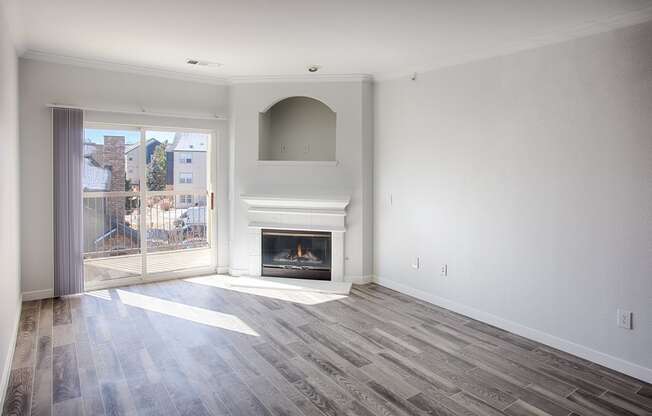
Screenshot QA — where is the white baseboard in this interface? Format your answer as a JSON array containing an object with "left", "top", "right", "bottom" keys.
[
  {"left": 0, "top": 293, "right": 22, "bottom": 411},
  {"left": 216, "top": 266, "right": 230, "bottom": 274},
  {"left": 374, "top": 275, "right": 652, "bottom": 384},
  {"left": 22, "top": 288, "right": 53, "bottom": 301},
  {"left": 228, "top": 267, "right": 248, "bottom": 277},
  {"left": 346, "top": 275, "right": 374, "bottom": 285}
]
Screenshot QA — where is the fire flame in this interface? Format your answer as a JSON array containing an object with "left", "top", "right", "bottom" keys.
[{"left": 297, "top": 243, "right": 303, "bottom": 257}]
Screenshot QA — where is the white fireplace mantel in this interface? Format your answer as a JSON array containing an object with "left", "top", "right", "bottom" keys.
[
  {"left": 241, "top": 194, "right": 350, "bottom": 281},
  {"left": 241, "top": 194, "right": 350, "bottom": 211}
]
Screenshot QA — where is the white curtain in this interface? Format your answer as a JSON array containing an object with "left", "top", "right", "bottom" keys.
[{"left": 53, "top": 107, "right": 84, "bottom": 296}]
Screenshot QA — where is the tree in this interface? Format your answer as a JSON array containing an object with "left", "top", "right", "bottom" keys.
[{"left": 147, "top": 144, "right": 167, "bottom": 191}]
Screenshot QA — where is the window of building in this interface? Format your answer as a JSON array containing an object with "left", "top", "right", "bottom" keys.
[
  {"left": 179, "top": 153, "right": 192, "bottom": 164},
  {"left": 179, "top": 173, "right": 193, "bottom": 184},
  {"left": 180, "top": 195, "right": 193, "bottom": 204}
]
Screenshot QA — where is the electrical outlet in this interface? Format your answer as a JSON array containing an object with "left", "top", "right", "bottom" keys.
[
  {"left": 304, "top": 144, "right": 310, "bottom": 154},
  {"left": 617, "top": 309, "right": 633, "bottom": 329},
  {"left": 411, "top": 256, "right": 420, "bottom": 270},
  {"left": 440, "top": 264, "right": 448, "bottom": 277},
  {"left": 280, "top": 144, "right": 287, "bottom": 153}
]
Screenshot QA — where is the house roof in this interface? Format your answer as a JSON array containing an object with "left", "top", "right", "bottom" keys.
[
  {"left": 93, "top": 222, "right": 139, "bottom": 246},
  {"left": 125, "top": 138, "right": 161, "bottom": 154},
  {"left": 167, "top": 132, "right": 208, "bottom": 152},
  {"left": 83, "top": 157, "right": 111, "bottom": 191}
]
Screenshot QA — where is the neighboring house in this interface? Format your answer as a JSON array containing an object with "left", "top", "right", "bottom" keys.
[
  {"left": 82, "top": 137, "right": 125, "bottom": 194},
  {"left": 166, "top": 132, "right": 208, "bottom": 208},
  {"left": 83, "top": 143, "right": 111, "bottom": 191},
  {"left": 82, "top": 136, "right": 136, "bottom": 256},
  {"left": 125, "top": 138, "right": 162, "bottom": 186}
]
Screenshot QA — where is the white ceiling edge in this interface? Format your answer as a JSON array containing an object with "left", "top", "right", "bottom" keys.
[
  {"left": 20, "top": 50, "right": 232, "bottom": 85},
  {"left": 375, "top": 5, "right": 652, "bottom": 81},
  {"left": 230, "top": 74, "right": 372, "bottom": 84},
  {"left": 20, "top": 50, "right": 372, "bottom": 85},
  {"left": 18, "top": 5, "right": 652, "bottom": 86}
]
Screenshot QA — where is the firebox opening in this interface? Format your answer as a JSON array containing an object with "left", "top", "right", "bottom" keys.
[{"left": 261, "top": 229, "right": 332, "bottom": 280}]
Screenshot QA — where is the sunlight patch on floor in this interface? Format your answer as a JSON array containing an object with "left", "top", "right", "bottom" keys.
[
  {"left": 184, "top": 275, "right": 349, "bottom": 305},
  {"left": 116, "top": 289, "right": 259, "bottom": 336},
  {"left": 85, "top": 289, "right": 113, "bottom": 301}
]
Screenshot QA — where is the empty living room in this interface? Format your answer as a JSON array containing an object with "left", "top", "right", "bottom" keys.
[{"left": 1, "top": 0, "right": 652, "bottom": 415}]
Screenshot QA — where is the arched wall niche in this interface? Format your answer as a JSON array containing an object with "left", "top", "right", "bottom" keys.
[{"left": 259, "top": 96, "right": 336, "bottom": 161}]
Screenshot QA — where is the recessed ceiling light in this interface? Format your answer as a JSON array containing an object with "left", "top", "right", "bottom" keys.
[
  {"left": 307, "top": 65, "right": 321, "bottom": 73},
  {"left": 186, "top": 58, "right": 222, "bottom": 67}
]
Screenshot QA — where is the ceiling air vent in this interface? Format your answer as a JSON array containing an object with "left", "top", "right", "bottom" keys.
[{"left": 186, "top": 59, "right": 222, "bottom": 67}]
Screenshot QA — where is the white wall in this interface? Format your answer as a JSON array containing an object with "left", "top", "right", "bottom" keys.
[
  {"left": 229, "top": 81, "right": 373, "bottom": 281},
  {"left": 0, "top": 2, "right": 22, "bottom": 405},
  {"left": 374, "top": 21, "right": 652, "bottom": 381},
  {"left": 19, "top": 59, "right": 231, "bottom": 295}
]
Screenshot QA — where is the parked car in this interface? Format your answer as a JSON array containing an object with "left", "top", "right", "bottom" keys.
[
  {"left": 179, "top": 206, "right": 207, "bottom": 245},
  {"left": 180, "top": 206, "right": 207, "bottom": 226}
]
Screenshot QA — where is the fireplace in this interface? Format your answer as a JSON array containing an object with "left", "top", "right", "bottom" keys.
[{"left": 261, "top": 229, "right": 332, "bottom": 280}]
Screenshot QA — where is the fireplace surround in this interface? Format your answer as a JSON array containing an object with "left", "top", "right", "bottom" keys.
[
  {"left": 261, "top": 229, "right": 331, "bottom": 280},
  {"left": 241, "top": 194, "right": 350, "bottom": 281}
]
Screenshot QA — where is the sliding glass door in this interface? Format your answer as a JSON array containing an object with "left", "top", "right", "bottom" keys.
[
  {"left": 82, "top": 124, "right": 215, "bottom": 289},
  {"left": 143, "top": 130, "right": 213, "bottom": 277}
]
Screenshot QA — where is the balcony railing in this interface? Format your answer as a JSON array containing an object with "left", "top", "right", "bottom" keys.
[{"left": 83, "top": 191, "right": 209, "bottom": 259}]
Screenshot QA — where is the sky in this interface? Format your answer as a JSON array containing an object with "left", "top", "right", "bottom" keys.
[{"left": 84, "top": 128, "right": 177, "bottom": 145}]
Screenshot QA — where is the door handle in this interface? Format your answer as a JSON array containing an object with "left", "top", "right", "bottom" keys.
[{"left": 210, "top": 192, "right": 215, "bottom": 210}]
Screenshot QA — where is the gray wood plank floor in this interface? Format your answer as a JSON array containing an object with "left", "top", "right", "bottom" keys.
[{"left": 3, "top": 280, "right": 651, "bottom": 416}]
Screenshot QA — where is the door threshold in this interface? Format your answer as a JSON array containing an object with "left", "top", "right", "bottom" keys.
[{"left": 84, "top": 266, "right": 218, "bottom": 292}]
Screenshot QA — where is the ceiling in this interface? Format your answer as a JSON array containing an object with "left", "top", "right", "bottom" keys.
[{"left": 5, "top": 0, "right": 652, "bottom": 81}]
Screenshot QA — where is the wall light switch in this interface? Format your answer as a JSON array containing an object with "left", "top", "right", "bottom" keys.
[
  {"left": 440, "top": 264, "right": 448, "bottom": 277},
  {"left": 617, "top": 309, "right": 633, "bottom": 329}
]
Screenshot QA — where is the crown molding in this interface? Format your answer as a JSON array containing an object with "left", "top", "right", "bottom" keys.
[
  {"left": 20, "top": 50, "right": 373, "bottom": 85},
  {"left": 229, "top": 73, "right": 372, "bottom": 84},
  {"left": 374, "top": 5, "right": 652, "bottom": 81},
  {"left": 20, "top": 50, "right": 231, "bottom": 85}
]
